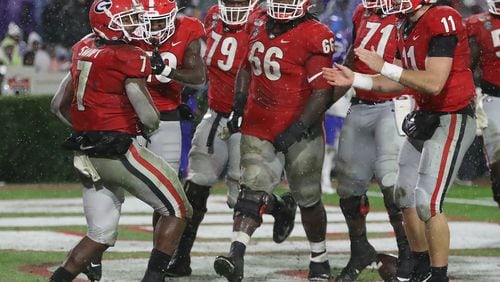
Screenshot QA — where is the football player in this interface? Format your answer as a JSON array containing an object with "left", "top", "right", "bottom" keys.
[
  {"left": 323, "top": 0, "right": 476, "bottom": 281},
  {"left": 213, "top": 0, "right": 343, "bottom": 281},
  {"left": 465, "top": 0, "right": 500, "bottom": 208},
  {"left": 49, "top": 1, "right": 192, "bottom": 282},
  {"left": 333, "top": 0, "right": 412, "bottom": 281},
  {"left": 166, "top": 0, "right": 298, "bottom": 277},
  {"left": 77, "top": 1, "right": 206, "bottom": 279}
]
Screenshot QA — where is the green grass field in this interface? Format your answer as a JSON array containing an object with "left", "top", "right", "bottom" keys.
[{"left": 0, "top": 181, "right": 498, "bottom": 281}]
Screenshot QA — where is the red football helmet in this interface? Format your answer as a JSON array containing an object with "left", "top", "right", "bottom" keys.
[
  {"left": 381, "top": 0, "right": 436, "bottom": 15},
  {"left": 89, "top": 0, "right": 146, "bottom": 42},
  {"left": 218, "top": 0, "right": 259, "bottom": 25},
  {"left": 141, "top": 0, "right": 178, "bottom": 45},
  {"left": 362, "top": 0, "right": 383, "bottom": 9},
  {"left": 266, "top": 0, "right": 310, "bottom": 21},
  {"left": 488, "top": 0, "right": 500, "bottom": 15}
]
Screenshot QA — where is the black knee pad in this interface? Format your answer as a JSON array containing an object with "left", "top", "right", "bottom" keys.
[
  {"left": 234, "top": 188, "right": 272, "bottom": 225},
  {"left": 381, "top": 188, "right": 403, "bottom": 222},
  {"left": 340, "top": 195, "right": 370, "bottom": 219},
  {"left": 184, "top": 181, "right": 211, "bottom": 213}
]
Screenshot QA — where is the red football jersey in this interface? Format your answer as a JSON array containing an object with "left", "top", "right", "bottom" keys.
[
  {"left": 204, "top": 5, "right": 250, "bottom": 114},
  {"left": 70, "top": 35, "right": 151, "bottom": 135},
  {"left": 395, "top": 6, "right": 474, "bottom": 112},
  {"left": 241, "top": 12, "right": 335, "bottom": 141},
  {"left": 465, "top": 12, "right": 500, "bottom": 87},
  {"left": 352, "top": 4, "right": 400, "bottom": 101},
  {"left": 134, "top": 16, "right": 205, "bottom": 112}
]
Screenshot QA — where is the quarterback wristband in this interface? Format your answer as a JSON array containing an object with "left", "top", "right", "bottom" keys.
[
  {"left": 380, "top": 62, "right": 403, "bottom": 82},
  {"left": 352, "top": 72, "right": 373, "bottom": 91},
  {"left": 160, "top": 65, "right": 173, "bottom": 78}
]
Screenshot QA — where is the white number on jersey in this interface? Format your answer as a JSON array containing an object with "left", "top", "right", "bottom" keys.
[
  {"left": 76, "top": 60, "right": 93, "bottom": 111},
  {"left": 322, "top": 38, "right": 335, "bottom": 54},
  {"left": 359, "top": 22, "right": 395, "bottom": 56},
  {"left": 146, "top": 51, "right": 178, "bottom": 83},
  {"left": 205, "top": 31, "right": 238, "bottom": 71},
  {"left": 440, "top": 16, "right": 457, "bottom": 33},
  {"left": 491, "top": 28, "right": 500, "bottom": 58},
  {"left": 248, "top": 42, "right": 283, "bottom": 81},
  {"left": 401, "top": 46, "right": 418, "bottom": 70}
]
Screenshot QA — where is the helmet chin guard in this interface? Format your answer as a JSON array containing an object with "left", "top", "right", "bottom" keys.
[{"left": 218, "top": 0, "right": 259, "bottom": 26}]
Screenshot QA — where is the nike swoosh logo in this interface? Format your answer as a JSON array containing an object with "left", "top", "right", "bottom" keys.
[
  {"left": 79, "top": 144, "right": 96, "bottom": 150},
  {"left": 412, "top": 35, "right": 420, "bottom": 40},
  {"left": 280, "top": 39, "right": 290, "bottom": 44},
  {"left": 90, "top": 262, "right": 101, "bottom": 267},
  {"left": 171, "top": 41, "right": 182, "bottom": 46}
]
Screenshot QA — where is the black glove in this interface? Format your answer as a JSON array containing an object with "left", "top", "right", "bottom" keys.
[
  {"left": 150, "top": 46, "right": 165, "bottom": 75},
  {"left": 227, "top": 109, "right": 243, "bottom": 134},
  {"left": 274, "top": 120, "right": 307, "bottom": 153},
  {"left": 178, "top": 103, "right": 195, "bottom": 121}
]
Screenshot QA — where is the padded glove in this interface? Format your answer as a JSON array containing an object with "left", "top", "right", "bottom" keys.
[{"left": 227, "top": 109, "right": 243, "bottom": 134}]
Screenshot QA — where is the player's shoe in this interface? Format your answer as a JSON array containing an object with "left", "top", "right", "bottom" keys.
[
  {"left": 165, "top": 252, "right": 191, "bottom": 277},
  {"left": 214, "top": 255, "right": 244, "bottom": 282},
  {"left": 273, "top": 192, "right": 297, "bottom": 243},
  {"left": 336, "top": 243, "right": 377, "bottom": 281},
  {"left": 308, "top": 260, "right": 331, "bottom": 281},
  {"left": 395, "top": 248, "right": 414, "bottom": 281},
  {"left": 141, "top": 270, "right": 165, "bottom": 282},
  {"left": 418, "top": 272, "right": 449, "bottom": 282},
  {"left": 82, "top": 259, "right": 102, "bottom": 281}
]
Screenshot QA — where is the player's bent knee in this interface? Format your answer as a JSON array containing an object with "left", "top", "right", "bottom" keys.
[
  {"left": 87, "top": 226, "right": 118, "bottom": 246},
  {"left": 415, "top": 187, "right": 433, "bottom": 222},
  {"left": 294, "top": 185, "right": 322, "bottom": 208},
  {"left": 380, "top": 172, "right": 398, "bottom": 188},
  {"left": 233, "top": 188, "right": 272, "bottom": 225},
  {"left": 184, "top": 180, "right": 210, "bottom": 212}
]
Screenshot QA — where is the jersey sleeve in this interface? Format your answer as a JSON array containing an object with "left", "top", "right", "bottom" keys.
[
  {"left": 464, "top": 15, "right": 480, "bottom": 38},
  {"left": 185, "top": 17, "right": 206, "bottom": 45},
  {"left": 426, "top": 7, "right": 463, "bottom": 37},
  {"left": 306, "top": 23, "right": 335, "bottom": 90},
  {"left": 204, "top": 5, "right": 219, "bottom": 30},
  {"left": 351, "top": 4, "right": 364, "bottom": 31},
  {"left": 116, "top": 46, "right": 151, "bottom": 78}
]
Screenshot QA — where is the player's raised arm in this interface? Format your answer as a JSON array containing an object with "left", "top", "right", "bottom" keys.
[{"left": 168, "top": 38, "right": 207, "bottom": 86}]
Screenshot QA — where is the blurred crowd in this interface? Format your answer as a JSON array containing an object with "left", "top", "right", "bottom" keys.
[{"left": 0, "top": 0, "right": 488, "bottom": 74}]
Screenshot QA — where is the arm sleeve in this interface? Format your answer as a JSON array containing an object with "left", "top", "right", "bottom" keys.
[
  {"left": 116, "top": 47, "right": 151, "bottom": 78},
  {"left": 305, "top": 24, "right": 335, "bottom": 90},
  {"left": 125, "top": 79, "right": 159, "bottom": 132},
  {"left": 428, "top": 35, "right": 458, "bottom": 57}
]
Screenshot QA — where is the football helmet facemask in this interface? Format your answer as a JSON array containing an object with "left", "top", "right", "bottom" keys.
[
  {"left": 141, "top": 0, "right": 178, "bottom": 45},
  {"left": 89, "top": 0, "right": 146, "bottom": 42},
  {"left": 266, "top": 0, "right": 310, "bottom": 21},
  {"left": 218, "top": 0, "right": 258, "bottom": 25},
  {"left": 362, "top": 0, "right": 383, "bottom": 9},
  {"left": 381, "top": 0, "right": 436, "bottom": 15},
  {"left": 488, "top": 0, "right": 500, "bottom": 15}
]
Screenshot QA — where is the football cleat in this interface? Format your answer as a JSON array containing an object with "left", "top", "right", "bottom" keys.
[
  {"left": 273, "top": 192, "right": 297, "bottom": 243},
  {"left": 336, "top": 243, "right": 377, "bottom": 281},
  {"left": 308, "top": 260, "right": 331, "bottom": 281},
  {"left": 214, "top": 255, "right": 244, "bottom": 282},
  {"left": 82, "top": 259, "right": 102, "bottom": 281},
  {"left": 165, "top": 252, "right": 192, "bottom": 277}
]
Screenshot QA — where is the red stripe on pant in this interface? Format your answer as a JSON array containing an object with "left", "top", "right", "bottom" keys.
[
  {"left": 430, "top": 114, "right": 457, "bottom": 217},
  {"left": 129, "top": 144, "right": 186, "bottom": 218}
]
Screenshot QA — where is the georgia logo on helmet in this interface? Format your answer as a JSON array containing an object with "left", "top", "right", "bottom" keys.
[
  {"left": 362, "top": 0, "right": 383, "bottom": 9},
  {"left": 488, "top": 0, "right": 500, "bottom": 15},
  {"left": 89, "top": 0, "right": 147, "bottom": 42},
  {"left": 266, "top": 0, "right": 311, "bottom": 21},
  {"left": 380, "top": 0, "right": 437, "bottom": 15},
  {"left": 140, "top": 0, "right": 178, "bottom": 45},
  {"left": 218, "top": 0, "right": 259, "bottom": 25}
]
